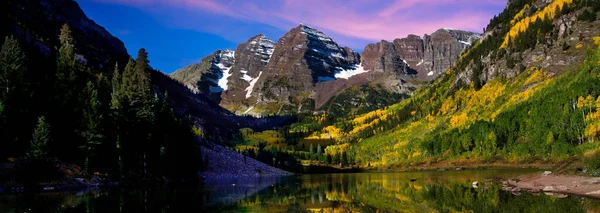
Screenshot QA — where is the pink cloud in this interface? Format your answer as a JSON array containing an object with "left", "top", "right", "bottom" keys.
[{"left": 93, "top": 0, "right": 505, "bottom": 45}]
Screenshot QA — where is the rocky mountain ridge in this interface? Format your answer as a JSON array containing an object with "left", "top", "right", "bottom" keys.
[{"left": 170, "top": 25, "right": 481, "bottom": 116}]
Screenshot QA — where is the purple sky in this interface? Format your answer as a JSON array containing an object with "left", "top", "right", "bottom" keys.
[{"left": 79, "top": 0, "right": 507, "bottom": 73}]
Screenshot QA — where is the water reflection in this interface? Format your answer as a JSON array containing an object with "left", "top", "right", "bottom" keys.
[{"left": 2, "top": 170, "right": 600, "bottom": 212}]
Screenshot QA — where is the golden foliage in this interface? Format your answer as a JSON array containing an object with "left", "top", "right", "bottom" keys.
[
  {"left": 586, "top": 97, "right": 600, "bottom": 140},
  {"left": 425, "top": 113, "right": 435, "bottom": 121},
  {"left": 192, "top": 126, "right": 204, "bottom": 137},
  {"left": 501, "top": 0, "right": 574, "bottom": 48},
  {"left": 594, "top": 37, "right": 600, "bottom": 46},
  {"left": 511, "top": 4, "right": 531, "bottom": 25},
  {"left": 450, "top": 112, "right": 469, "bottom": 128},
  {"left": 576, "top": 43, "right": 585, "bottom": 49},
  {"left": 438, "top": 96, "right": 457, "bottom": 116},
  {"left": 578, "top": 95, "right": 596, "bottom": 109},
  {"left": 308, "top": 125, "right": 347, "bottom": 140},
  {"left": 523, "top": 68, "right": 546, "bottom": 85},
  {"left": 324, "top": 143, "right": 350, "bottom": 156}
]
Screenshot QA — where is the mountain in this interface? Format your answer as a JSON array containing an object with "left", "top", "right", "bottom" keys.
[
  {"left": 169, "top": 49, "right": 236, "bottom": 102},
  {"left": 171, "top": 25, "right": 480, "bottom": 116},
  {"left": 220, "top": 34, "right": 275, "bottom": 110},
  {"left": 299, "top": 0, "right": 600, "bottom": 169}
]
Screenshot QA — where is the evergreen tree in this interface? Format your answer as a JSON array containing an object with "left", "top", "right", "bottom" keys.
[
  {"left": 0, "top": 36, "right": 27, "bottom": 157},
  {"left": 29, "top": 116, "right": 50, "bottom": 160},
  {"left": 317, "top": 144, "right": 322, "bottom": 155},
  {"left": 110, "top": 63, "right": 123, "bottom": 110},
  {"left": 131, "top": 48, "right": 153, "bottom": 119},
  {"left": 309, "top": 143, "right": 314, "bottom": 154},
  {"left": 81, "top": 81, "right": 104, "bottom": 174},
  {"left": 0, "top": 36, "right": 26, "bottom": 97},
  {"left": 56, "top": 24, "right": 76, "bottom": 95}
]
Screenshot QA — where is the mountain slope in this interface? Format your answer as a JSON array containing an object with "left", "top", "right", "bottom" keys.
[
  {"left": 301, "top": 0, "right": 600, "bottom": 168},
  {"left": 2, "top": 0, "right": 129, "bottom": 69}
]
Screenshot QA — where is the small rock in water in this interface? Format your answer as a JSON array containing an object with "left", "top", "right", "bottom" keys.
[
  {"left": 586, "top": 190, "right": 600, "bottom": 195},
  {"left": 542, "top": 171, "right": 552, "bottom": 176},
  {"left": 543, "top": 186, "right": 555, "bottom": 192}
]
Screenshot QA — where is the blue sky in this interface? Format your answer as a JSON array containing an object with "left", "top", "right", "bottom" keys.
[{"left": 77, "top": 0, "right": 506, "bottom": 73}]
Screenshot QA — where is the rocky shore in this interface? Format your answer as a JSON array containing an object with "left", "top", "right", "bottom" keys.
[
  {"left": 502, "top": 171, "right": 600, "bottom": 199},
  {"left": 198, "top": 142, "right": 292, "bottom": 179}
]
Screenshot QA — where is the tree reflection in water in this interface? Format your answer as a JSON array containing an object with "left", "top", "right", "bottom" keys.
[{"left": 2, "top": 170, "right": 600, "bottom": 212}]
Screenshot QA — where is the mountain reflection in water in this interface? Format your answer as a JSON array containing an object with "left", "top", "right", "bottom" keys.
[{"left": 2, "top": 170, "right": 600, "bottom": 213}]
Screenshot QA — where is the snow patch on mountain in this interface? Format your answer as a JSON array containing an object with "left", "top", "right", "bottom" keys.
[
  {"left": 248, "top": 35, "right": 275, "bottom": 63},
  {"left": 243, "top": 106, "right": 254, "bottom": 114},
  {"left": 335, "top": 64, "right": 369, "bottom": 79},
  {"left": 417, "top": 59, "right": 424, "bottom": 66},
  {"left": 209, "top": 50, "right": 235, "bottom": 93},
  {"left": 217, "top": 65, "right": 232, "bottom": 91},
  {"left": 459, "top": 40, "right": 472, "bottom": 46},
  {"left": 240, "top": 70, "right": 254, "bottom": 82},
  {"left": 427, "top": 71, "right": 434, "bottom": 76},
  {"left": 245, "top": 71, "right": 262, "bottom": 99}
]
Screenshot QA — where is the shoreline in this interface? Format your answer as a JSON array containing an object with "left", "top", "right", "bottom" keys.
[{"left": 501, "top": 172, "right": 600, "bottom": 199}]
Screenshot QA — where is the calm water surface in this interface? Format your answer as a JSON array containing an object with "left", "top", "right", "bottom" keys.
[{"left": 2, "top": 169, "right": 600, "bottom": 213}]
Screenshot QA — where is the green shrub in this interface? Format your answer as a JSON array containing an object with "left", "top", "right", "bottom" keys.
[{"left": 583, "top": 147, "right": 600, "bottom": 176}]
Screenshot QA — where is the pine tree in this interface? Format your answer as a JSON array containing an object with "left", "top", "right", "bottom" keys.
[
  {"left": 0, "top": 36, "right": 26, "bottom": 97},
  {"left": 56, "top": 24, "right": 76, "bottom": 90},
  {"left": 110, "top": 63, "right": 123, "bottom": 110},
  {"left": 29, "top": 116, "right": 51, "bottom": 160},
  {"left": 81, "top": 81, "right": 104, "bottom": 174},
  {"left": 317, "top": 144, "right": 322, "bottom": 155},
  {"left": 110, "top": 62, "right": 126, "bottom": 176},
  {"left": 131, "top": 48, "right": 153, "bottom": 120}
]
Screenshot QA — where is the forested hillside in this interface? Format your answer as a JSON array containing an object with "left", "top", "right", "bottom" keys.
[
  {"left": 230, "top": 0, "right": 600, "bottom": 172},
  {"left": 0, "top": 25, "right": 204, "bottom": 182},
  {"left": 320, "top": 0, "right": 600, "bottom": 169}
]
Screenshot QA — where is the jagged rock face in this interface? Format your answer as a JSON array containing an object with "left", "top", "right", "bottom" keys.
[
  {"left": 361, "top": 40, "right": 415, "bottom": 76},
  {"left": 220, "top": 34, "right": 275, "bottom": 107},
  {"left": 360, "top": 29, "right": 480, "bottom": 80},
  {"left": 344, "top": 47, "right": 361, "bottom": 65},
  {"left": 423, "top": 29, "right": 481, "bottom": 78},
  {"left": 393, "top": 35, "right": 425, "bottom": 68},
  {"left": 174, "top": 26, "right": 480, "bottom": 115},
  {"left": 252, "top": 25, "right": 362, "bottom": 113},
  {"left": 3, "top": 0, "right": 129, "bottom": 70},
  {"left": 169, "top": 50, "right": 235, "bottom": 102}
]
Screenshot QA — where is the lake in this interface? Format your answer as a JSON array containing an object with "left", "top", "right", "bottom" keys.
[{"left": 2, "top": 169, "right": 600, "bottom": 212}]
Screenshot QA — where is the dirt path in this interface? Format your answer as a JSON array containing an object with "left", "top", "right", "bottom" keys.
[{"left": 503, "top": 171, "right": 600, "bottom": 198}]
